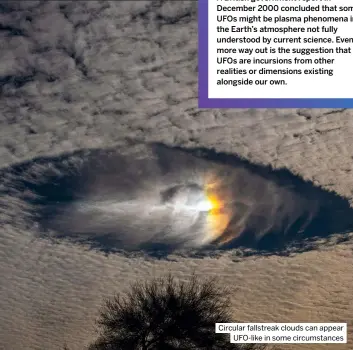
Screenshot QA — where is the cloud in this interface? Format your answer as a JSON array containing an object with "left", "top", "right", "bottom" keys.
[
  {"left": 2, "top": 142, "right": 352, "bottom": 259},
  {"left": 0, "top": 1, "right": 353, "bottom": 349}
]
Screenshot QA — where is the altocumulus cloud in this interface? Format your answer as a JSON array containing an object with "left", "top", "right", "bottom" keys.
[{"left": 1, "top": 1, "right": 353, "bottom": 349}]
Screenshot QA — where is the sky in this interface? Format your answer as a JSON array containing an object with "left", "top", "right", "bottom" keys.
[{"left": 0, "top": 1, "right": 353, "bottom": 349}]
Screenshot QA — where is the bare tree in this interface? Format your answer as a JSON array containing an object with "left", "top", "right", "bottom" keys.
[{"left": 88, "top": 275, "right": 269, "bottom": 350}]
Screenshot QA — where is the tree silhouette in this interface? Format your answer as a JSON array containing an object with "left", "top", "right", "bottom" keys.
[{"left": 88, "top": 275, "right": 269, "bottom": 350}]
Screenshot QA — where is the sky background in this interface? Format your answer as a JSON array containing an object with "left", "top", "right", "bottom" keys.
[{"left": 0, "top": 1, "right": 353, "bottom": 349}]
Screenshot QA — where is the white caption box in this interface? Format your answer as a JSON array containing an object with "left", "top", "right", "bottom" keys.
[
  {"left": 215, "top": 323, "right": 347, "bottom": 344},
  {"left": 208, "top": 0, "right": 353, "bottom": 98}
]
